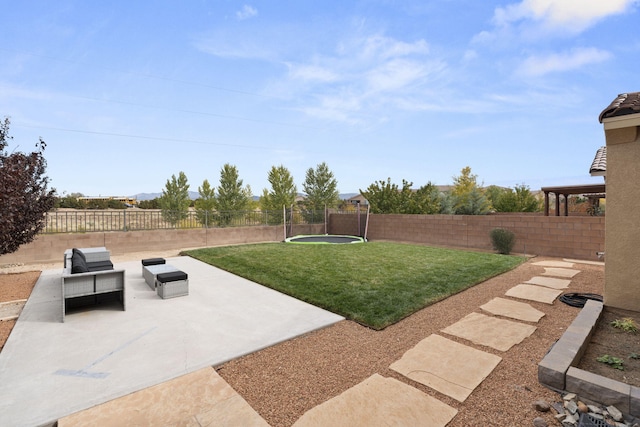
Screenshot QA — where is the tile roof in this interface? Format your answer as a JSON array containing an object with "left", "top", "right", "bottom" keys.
[
  {"left": 599, "top": 92, "right": 640, "bottom": 122},
  {"left": 589, "top": 146, "right": 606, "bottom": 176}
]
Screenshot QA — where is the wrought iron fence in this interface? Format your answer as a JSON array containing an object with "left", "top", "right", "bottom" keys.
[{"left": 42, "top": 209, "right": 326, "bottom": 234}]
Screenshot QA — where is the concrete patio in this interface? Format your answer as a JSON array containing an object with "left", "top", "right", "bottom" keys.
[{"left": 0, "top": 256, "right": 344, "bottom": 426}]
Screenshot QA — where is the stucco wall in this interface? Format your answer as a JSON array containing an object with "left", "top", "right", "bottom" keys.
[
  {"left": 330, "top": 213, "right": 605, "bottom": 260},
  {"left": 603, "top": 124, "right": 640, "bottom": 310}
]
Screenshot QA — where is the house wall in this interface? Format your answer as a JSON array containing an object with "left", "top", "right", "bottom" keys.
[
  {"left": 603, "top": 121, "right": 640, "bottom": 310},
  {"left": 329, "top": 213, "right": 605, "bottom": 260}
]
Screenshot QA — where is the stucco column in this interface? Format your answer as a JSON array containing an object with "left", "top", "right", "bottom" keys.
[{"left": 600, "top": 99, "right": 640, "bottom": 310}]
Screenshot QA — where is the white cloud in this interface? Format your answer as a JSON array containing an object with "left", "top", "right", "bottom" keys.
[
  {"left": 236, "top": 5, "right": 258, "bottom": 21},
  {"left": 286, "top": 64, "right": 339, "bottom": 83},
  {"left": 516, "top": 47, "right": 612, "bottom": 76},
  {"left": 494, "top": 0, "right": 636, "bottom": 33}
]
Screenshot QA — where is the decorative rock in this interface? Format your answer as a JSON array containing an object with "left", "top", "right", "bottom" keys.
[
  {"left": 577, "top": 401, "right": 589, "bottom": 413},
  {"left": 565, "top": 400, "right": 579, "bottom": 415},
  {"left": 563, "top": 393, "right": 577, "bottom": 401},
  {"left": 561, "top": 413, "right": 577, "bottom": 427},
  {"left": 533, "top": 416, "right": 548, "bottom": 427},
  {"left": 607, "top": 405, "right": 624, "bottom": 422},
  {"left": 588, "top": 405, "right": 603, "bottom": 414},
  {"left": 534, "top": 400, "right": 551, "bottom": 412},
  {"left": 552, "top": 402, "right": 565, "bottom": 414}
]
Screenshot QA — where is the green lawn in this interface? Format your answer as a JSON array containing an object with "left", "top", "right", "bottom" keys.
[{"left": 185, "top": 242, "right": 525, "bottom": 330}]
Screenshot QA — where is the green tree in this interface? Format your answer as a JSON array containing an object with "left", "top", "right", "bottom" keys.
[
  {"left": 492, "top": 184, "right": 541, "bottom": 212},
  {"left": 0, "top": 118, "right": 56, "bottom": 255},
  {"left": 302, "top": 162, "right": 339, "bottom": 222},
  {"left": 159, "top": 171, "right": 190, "bottom": 225},
  {"left": 260, "top": 165, "right": 297, "bottom": 224},
  {"left": 138, "top": 198, "right": 160, "bottom": 209},
  {"left": 55, "top": 192, "right": 84, "bottom": 209},
  {"left": 216, "top": 164, "right": 251, "bottom": 226},
  {"left": 195, "top": 179, "right": 216, "bottom": 227},
  {"left": 451, "top": 166, "right": 490, "bottom": 215},
  {"left": 360, "top": 178, "right": 402, "bottom": 214},
  {"left": 407, "top": 182, "right": 442, "bottom": 214}
]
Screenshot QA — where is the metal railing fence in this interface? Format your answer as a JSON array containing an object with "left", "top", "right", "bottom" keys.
[{"left": 42, "top": 209, "right": 327, "bottom": 234}]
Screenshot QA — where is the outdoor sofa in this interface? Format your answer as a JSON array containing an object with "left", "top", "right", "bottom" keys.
[{"left": 61, "top": 247, "right": 126, "bottom": 322}]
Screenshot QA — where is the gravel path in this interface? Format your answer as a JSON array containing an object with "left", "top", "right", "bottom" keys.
[
  {"left": 217, "top": 257, "right": 604, "bottom": 427},
  {"left": 1, "top": 252, "right": 604, "bottom": 426}
]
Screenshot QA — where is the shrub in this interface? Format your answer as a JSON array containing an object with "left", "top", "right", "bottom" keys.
[{"left": 490, "top": 228, "right": 516, "bottom": 255}]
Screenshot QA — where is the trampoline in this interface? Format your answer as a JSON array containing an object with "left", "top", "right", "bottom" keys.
[{"left": 285, "top": 234, "right": 365, "bottom": 244}]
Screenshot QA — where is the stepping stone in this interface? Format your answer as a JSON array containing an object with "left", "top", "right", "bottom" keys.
[
  {"left": 564, "top": 258, "right": 604, "bottom": 266},
  {"left": 293, "top": 373, "right": 458, "bottom": 427},
  {"left": 524, "top": 276, "right": 571, "bottom": 290},
  {"left": 441, "top": 312, "right": 537, "bottom": 352},
  {"left": 480, "top": 297, "right": 545, "bottom": 322},
  {"left": 0, "top": 299, "right": 27, "bottom": 321},
  {"left": 390, "top": 334, "right": 501, "bottom": 402},
  {"left": 533, "top": 260, "right": 574, "bottom": 268},
  {"left": 542, "top": 267, "right": 580, "bottom": 278},
  {"left": 505, "top": 284, "right": 562, "bottom": 304},
  {"left": 57, "top": 367, "right": 269, "bottom": 427}
]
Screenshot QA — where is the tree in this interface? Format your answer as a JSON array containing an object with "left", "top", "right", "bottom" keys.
[
  {"left": 158, "top": 171, "right": 190, "bottom": 225},
  {"left": 0, "top": 118, "right": 56, "bottom": 255},
  {"left": 302, "top": 162, "right": 339, "bottom": 222},
  {"left": 216, "top": 163, "right": 251, "bottom": 226},
  {"left": 407, "top": 182, "right": 442, "bottom": 214},
  {"left": 492, "top": 184, "right": 541, "bottom": 212},
  {"left": 451, "top": 166, "right": 490, "bottom": 215},
  {"left": 360, "top": 178, "right": 402, "bottom": 214},
  {"left": 260, "top": 165, "right": 297, "bottom": 223},
  {"left": 195, "top": 179, "right": 216, "bottom": 227}
]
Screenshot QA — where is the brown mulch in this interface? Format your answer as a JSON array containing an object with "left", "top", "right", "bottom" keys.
[
  {"left": 577, "top": 305, "right": 640, "bottom": 387},
  {"left": 0, "top": 259, "right": 606, "bottom": 426}
]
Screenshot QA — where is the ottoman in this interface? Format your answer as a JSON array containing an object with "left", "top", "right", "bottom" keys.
[
  {"left": 156, "top": 271, "right": 189, "bottom": 299},
  {"left": 141, "top": 258, "right": 166, "bottom": 275}
]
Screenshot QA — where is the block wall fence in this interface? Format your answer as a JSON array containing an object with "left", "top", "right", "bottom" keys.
[
  {"left": 329, "top": 213, "right": 605, "bottom": 260},
  {"left": 0, "top": 214, "right": 603, "bottom": 265}
]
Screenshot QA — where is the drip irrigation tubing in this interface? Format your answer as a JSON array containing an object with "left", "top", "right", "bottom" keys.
[{"left": 559, "top": 292, "right": 603, "bottom": 308}]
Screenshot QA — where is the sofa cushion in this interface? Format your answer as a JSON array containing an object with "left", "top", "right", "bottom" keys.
[
  {"left": 156, "top": 271, "right": 188, "bottom": 283},
  {"left": 87, "top": 260, "right": 114, "bottom": 272},
  {"left": 142, "top": 258, "right": 166, "bottom": 267},
  {"left": 71, "top": 251, "right": 89, "bottom": 274},
  {"left": 72, "top": 248, "right": 86, "bottom": 262}
]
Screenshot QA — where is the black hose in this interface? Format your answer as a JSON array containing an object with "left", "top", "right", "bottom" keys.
[{"left": 559, "top": 292, "right": 603, "bottom": 308}]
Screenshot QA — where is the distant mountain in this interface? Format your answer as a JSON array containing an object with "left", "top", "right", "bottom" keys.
[{"left": 133, "top": 192, "right": 362, "bottom": 201}]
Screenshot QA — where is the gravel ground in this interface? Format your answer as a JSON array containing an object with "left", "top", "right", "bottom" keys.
[{"left": 1, "top": 252, "right": 604, "bottom": 426}]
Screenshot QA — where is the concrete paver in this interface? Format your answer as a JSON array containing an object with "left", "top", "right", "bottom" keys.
[
  {"left": 390, "top": 334, "right": 502, "bottom": 402},
  {"left": 441, "top": 312, "right": 537, "bottom": 352},
  {"left": 58, "top": 366, "right": 269, "bottom": 427},
  {"left": 505, "top": 284, "right": 563, "bottom": 304},
  {"left": 533, "top": 260, "right": 575, "bottom": 268},
  {"left": 0, "top": 257, "right": 343, "bottom": 426},
  {"left": 542, "top": 267, "right": 580, "bottom": 278},
  {"left": 480, "top": 297, "right": 545, "bottom": 322},
  {"left": 525, "top": 276, "right": 571, "bottom": 289},
  {"left": 293, "top": 373, "right": 458, "bottom": 427}
]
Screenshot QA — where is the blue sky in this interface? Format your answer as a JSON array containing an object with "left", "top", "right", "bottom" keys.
[{"left": 1, "top": 1, "right": 637, "bottom": 197}]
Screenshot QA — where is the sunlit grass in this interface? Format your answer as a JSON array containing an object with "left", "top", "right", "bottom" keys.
[{"left": 185, "top": 242, "right": 525, "bottom": 330}]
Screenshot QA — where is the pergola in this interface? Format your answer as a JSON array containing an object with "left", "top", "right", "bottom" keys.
[{"left": 541, "top": 184, "right": 606, "bottom": 216}]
